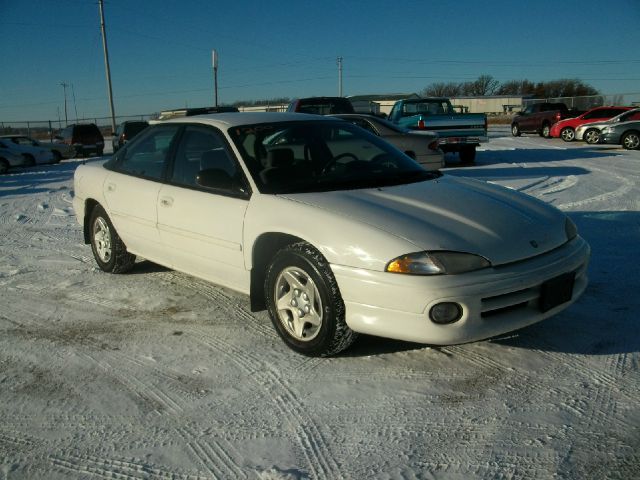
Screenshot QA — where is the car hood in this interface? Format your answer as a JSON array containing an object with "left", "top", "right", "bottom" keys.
[{"left": 281, "top": 175, "right": 568, "bottom": 266}]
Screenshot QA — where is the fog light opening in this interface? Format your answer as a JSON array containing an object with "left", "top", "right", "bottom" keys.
[{"left": 429, "top": 302, "right": 463, "bottom": 324}]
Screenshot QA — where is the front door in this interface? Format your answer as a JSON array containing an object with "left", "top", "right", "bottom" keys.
[{"left": 157, "top": 125, "right": 251, "bottom": 293}]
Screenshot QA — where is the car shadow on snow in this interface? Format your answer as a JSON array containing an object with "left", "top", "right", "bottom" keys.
[
  {"left": 490, "top": 211, "right": 640, "bottom": 356},
  {"left": 445, "top": 146, "right": 623, "bottom": 170}
]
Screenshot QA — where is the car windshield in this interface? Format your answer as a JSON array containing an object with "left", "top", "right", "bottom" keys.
[{"left": 229, "top": 120, "right": 439, "bottom": 194}]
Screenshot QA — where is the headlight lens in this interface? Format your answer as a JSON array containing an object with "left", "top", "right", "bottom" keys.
[
  {"left": 386, "top": 251, "right": 490, "bottom": 275},
  {"left": 565, "top": 217, "right": 578, "bottom": 240}
]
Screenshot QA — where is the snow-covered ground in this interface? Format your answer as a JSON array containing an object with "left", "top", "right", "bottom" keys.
[{"left": 1, "top": 130, "right": 638, "bottom": 479}]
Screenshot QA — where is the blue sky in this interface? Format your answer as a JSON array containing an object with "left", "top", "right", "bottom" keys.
[{"left": 1, "top": 0, "right": 639, "bottom": 122}]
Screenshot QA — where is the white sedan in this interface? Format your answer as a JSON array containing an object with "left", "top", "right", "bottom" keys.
[{"left": 72, "top": 113, "right": 590, "bottom": 356}]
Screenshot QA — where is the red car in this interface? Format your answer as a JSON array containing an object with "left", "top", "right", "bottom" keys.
[{"left": 550, "top": 106, "right": 633, "bottom": 141}]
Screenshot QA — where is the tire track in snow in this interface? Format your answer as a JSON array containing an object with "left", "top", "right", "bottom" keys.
[
  {"left": 176, "top": 427, "right": 247, "bottom": 480},
  {"left": 50, "top": 453, "right": 208, "bottom": 480},
  {"left": 190, "top": 327, "right": 340, "bottom": 479},
  {"left": 153, "top": 271, "right": 278, "bottom": 340},
  {"left": 557, "top": 165, "right": 635, "bottom": 210},
  {"left": 80, "top": 351, "right": 184, "bottom": 416}
]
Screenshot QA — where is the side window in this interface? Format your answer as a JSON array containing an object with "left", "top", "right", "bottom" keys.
[
  {"left": 115, "top": 125, "right": 180, "bottom": 180},
  {"left": 583, "top": 110, "right": 602, "bottom": 119},
  {"left": 170, "top": 125, "right": 240, "bottom": 191}
]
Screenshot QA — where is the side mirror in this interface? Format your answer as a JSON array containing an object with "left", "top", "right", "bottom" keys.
[{"left": 196, "top": 168, "right": 238, "bottom": 191}]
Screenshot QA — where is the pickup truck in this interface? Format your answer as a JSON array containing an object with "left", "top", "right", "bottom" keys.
[
  {"left": 387, "top": 97, "right": 487, "bottom": 163},
  {"left": 511, "top": 102, "right": 579, "bottom": 138}
]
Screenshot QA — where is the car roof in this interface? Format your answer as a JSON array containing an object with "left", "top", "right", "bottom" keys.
[{"left": 161, "top": 112, "right": 338, "bottom": 128}]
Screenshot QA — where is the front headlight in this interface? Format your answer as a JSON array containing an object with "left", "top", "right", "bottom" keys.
[
  {"left": 386, "top": 251, "right": 491, "bottom": 275},
  {"left": 565, "top": 217, "right": 578, "bottom": 241}
]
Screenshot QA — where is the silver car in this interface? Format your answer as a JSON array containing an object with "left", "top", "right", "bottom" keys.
[
  {"left": 600, "top": 119, "right": 640, "bottom": 150},
  {"left": 0, "top": 141, "right": 30, "bottom": 173},
  {"left": 333, "top": 114, "right": 444, "bottom": 170},
  {"left": 0, "top": 135, "right": 74, "bottom": 162},
  {"left": 575, "top": 108, "right": 640, "bottom": 144}
]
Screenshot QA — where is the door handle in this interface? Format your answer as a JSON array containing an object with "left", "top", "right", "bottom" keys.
[{"left": 160, "top": 196, "right": 174, "bottom": 207}]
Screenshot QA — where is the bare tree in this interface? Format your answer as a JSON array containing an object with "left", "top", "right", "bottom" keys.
[
  {"left": 421, "top": 82, "right": 461, "bottom": 97},
  {"left": 496, "top": 80, "right": 536, "bottom": 95}
]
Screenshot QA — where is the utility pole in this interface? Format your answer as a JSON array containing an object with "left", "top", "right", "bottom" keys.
[
  {"left": 337, "top": 56, "right": 343, "bottom": 97},
  {"left": 98, "top": 0, "right": 116, "bottom": 133},
  {"left": 71, "top": 83, "right": 79, "bottom": 122},
  {"left": 212, "top": 50, "right": 219, "bottom": 107},
  {"left": 60, "top": 82, "right": 68, "bottom": 125}
]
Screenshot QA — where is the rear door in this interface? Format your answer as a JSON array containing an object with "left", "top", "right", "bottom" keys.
[{"left": 104, "top": 124, "right": 181, "bottom": 263}]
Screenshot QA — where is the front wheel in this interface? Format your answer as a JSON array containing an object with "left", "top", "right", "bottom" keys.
[
  {"left": 560, "top": 127, "right": 575, "bottom": 142},
  {"left": 52, "top": 150, "right": 63, "bottom": 163},
  {"left": 621, "top": 131, "right": 640, "bottom": 150},
  {"left": 265, "top": 242, "right": 357, "bottom": 356},
  {"left": 511, "top": 123, "right": 521, "bottom": 137},
  {"left": 584, "top": 129, "right": 600, "bottom": 144},
  {"left": 89, "top": 205, "right": 136, "bottom": 273},
  {"left": 0, "top": 159, "right": 9, "bottom": 174},
  {"left": 22, "top": 154, "right": 35, "bottom": 166}
]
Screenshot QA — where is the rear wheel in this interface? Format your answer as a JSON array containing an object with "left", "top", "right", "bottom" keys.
[
  {"left": 0, "top": 158, "right": 9, "bottom": 174},
  {"left": 22, "top": 154, "right": 35, "bottom": 166},
  {"left": 560, "top": 127, "right": 575, "bottom": 142},
  {"left": 52, "top": 150, "right": 63, "bottom": 163},
  {"left": 540, "top": 123, "right": 551, "bottom": 138},
  {"left": 584, "top": 128, "right": 600, "bottom": 144},
  {"left": 89, "top": 205, "right": 136, "bottom": 273},
  {"left": 459, "top": 146, "right": 476, "bottom": 164},
  {"left": 265, "top": 242, "right": 357, "bottom": 357},
  {"left": 621, "top": 131, "right": 640, "bottom": 150},
  {"left": 511, "top": 123, "right": 521, "bottom": 136}
]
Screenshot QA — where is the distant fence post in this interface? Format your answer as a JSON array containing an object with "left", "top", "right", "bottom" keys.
[
  {"left": 27, "top": 122, "right": 31, "bottom": 137},
  {"left": 49, "top": 121, "right": 53, "bottom": 141}
]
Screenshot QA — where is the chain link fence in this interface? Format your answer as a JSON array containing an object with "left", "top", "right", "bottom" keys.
[
  {"left": 0, "top": 114, "right": 153, "bottom": 141},
  {"left": 522, "top": 93, "right": 640, "bottom": 111}
]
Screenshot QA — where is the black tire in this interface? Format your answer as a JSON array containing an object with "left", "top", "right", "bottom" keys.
[
  {"left": 560, "top": 127, "right": 575, "bottom": 142},
  {"left": 540, "top": 123, "right": 551, "bottom": 138},
  {"left": 621, "top": 131, "right": 640, "bottom": 150},
  {"left": 89, "top": 205, "right": 136, "bottom": 273},
  {"left": 0, "top": 158, "right": 9, "bottom": 174},
  {"left": 459, "top": 146, "right": 476, "bottom": 164},
  {"left": 52, "top": 150, "right": 63, "bottom": 163},
  {"left": 584, "top": 128, "right": 600, "bottom": 145},
  {"left": 265, "top": 242, "right": 357, "bottom": 356},
  {"left": 22, "top": 154, "right": 35, "bottom": 166},
  {"left": 511, "top": 123, "right": 521, "bottom": 137},
  {"left": 97, "top": 149, "right": 104, "bottom": 156}
]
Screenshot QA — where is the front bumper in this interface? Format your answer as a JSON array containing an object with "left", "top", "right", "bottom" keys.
[{"left": 332, "top": 236, "right": 590, "bottom": 345}]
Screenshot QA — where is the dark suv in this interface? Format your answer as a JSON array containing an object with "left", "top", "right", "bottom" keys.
[
  {"left": 287, "top": 97, "right": 355, "bottom": 115},
  {"left": 112, "top": 120, "right": 149, "bottom": 152},
  {"left": 55, "top": 123, "right": 105, "bottom": 157}
]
